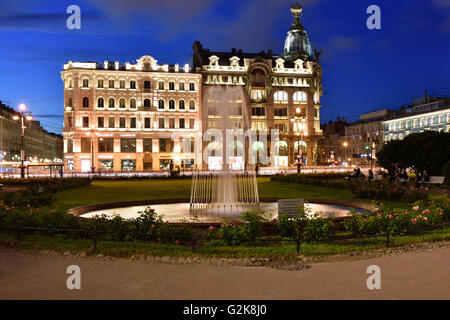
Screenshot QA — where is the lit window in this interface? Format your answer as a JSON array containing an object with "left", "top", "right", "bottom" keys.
[
  {"left": 274, "top": 91, "right": 288, "bottom": 102},
  {"left": 109, "top": 98, "right": 115, "bottom": 109},
  {"left": 130, "top": 99, "right": 136, "bottom": 109},
  {"left": 119, "top": 98, "right": 126, "bottom": 109},
  {"left": 293, "top": 91, "right": 307, "bottom": 103}
]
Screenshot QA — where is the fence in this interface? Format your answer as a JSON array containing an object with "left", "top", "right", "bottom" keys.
[{"left": 1, "top": 221, "right": 449, "bottom": 255}]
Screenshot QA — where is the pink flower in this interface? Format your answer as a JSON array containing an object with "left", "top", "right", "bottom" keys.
[
  {"left": 151, "top": 224, "right": 156, "bottom": 228},
  {"left": 412, "top": 206, "right": 419, "bottom": 211},
  {"left": 175, "top": 240, "right": 179, "bottom": 244},
  {"left": 423, "top": 217, "right": 428, "bottom": 221},
  {"left": 209, "top": 226, "right": 215, "bottom": 230},
  {"left": 422, "top": 209, "right": 430, "bottom": 215},
  {"left": 425, "top": 187, "right": 429, "bottom": 191},
  {"left": 388, "top": 214, "right": 393, "bottom": 219}
]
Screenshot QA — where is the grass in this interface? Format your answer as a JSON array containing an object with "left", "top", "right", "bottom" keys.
[
  {"left": 1, "top": 225, "right": 450, "bottom": 259},
  {"left": 8, "top": 176, "right": 436, "bottom": 259},
  {"left": 54, "top": 177, "right": 388, "bottom": 211}
]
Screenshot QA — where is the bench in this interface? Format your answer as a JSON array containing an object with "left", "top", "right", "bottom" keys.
[
  {"left": 373, "top": 174, "right": 383, "bottom": 181},
  {"left": 424, "top": 176, "right": 445, "bottom": 184}
]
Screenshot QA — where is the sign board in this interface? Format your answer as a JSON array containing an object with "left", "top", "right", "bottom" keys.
[{"left": 278, "top": 199, "right": 304, "bottom": 217}]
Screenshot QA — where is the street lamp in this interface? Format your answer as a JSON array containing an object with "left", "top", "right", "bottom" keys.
[
  {"left": 86, "top": 125, "right": 96, "bottom": 175},
  {"left": 291, "top": 108, "right": 307, "bottom": 174},
  {"left": 342, "top": 142, "right": 349, "bottom": 166},
  {"left": 12, "top": 104, "right": 32, "bottom": 178}
]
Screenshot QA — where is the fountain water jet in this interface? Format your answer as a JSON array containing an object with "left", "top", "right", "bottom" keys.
[{"left": 190, "top": 85, "right": 260, "bottom": 216}]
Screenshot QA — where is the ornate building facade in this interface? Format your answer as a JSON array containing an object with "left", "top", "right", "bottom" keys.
[
  {"left": 62, "top": 3, "right": 323, "bottom": 172},
  {"left": 61, "top": 57, "right": 201, "bottom": 172},
  {"left": 0, "top": 101, "right": 62, "bottom": 165},
  {"left": 192, "top": 3, "right": 323, "bottom": 168}
]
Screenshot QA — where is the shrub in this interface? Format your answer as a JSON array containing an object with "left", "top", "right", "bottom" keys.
[{"left": 442, "top": 160, "right": 450, "bottom": 184}]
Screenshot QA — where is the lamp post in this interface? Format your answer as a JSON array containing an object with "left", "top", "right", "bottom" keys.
[
  {"left": 370, "top": 141, "right": 376, "bottom": 171},
  {"left": 86, "top": 125, "right": 96, "bottom": 175},
  {"left": 342, "top": 141, "right": 348, "bottom": 166},
  {"left": 291, "top": 108, "right": 306, "bottom": 174},
  {"left": 13, "top": 104, "right": 32, "bottom": 178}
]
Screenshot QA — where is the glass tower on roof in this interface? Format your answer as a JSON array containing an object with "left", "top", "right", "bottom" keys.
[{"left": 283, "top": 3, "right": 313, "bottom": 61}]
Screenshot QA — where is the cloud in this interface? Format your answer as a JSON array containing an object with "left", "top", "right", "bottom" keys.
[
  {"left": 434, "top": 0, "right": 450, "bottom": 34},
  {"left": 92, "top": 0, "right": 216, "bottom": 23},
  {"left": 91, "top": 0, "right": 320, "bottom": 51}
]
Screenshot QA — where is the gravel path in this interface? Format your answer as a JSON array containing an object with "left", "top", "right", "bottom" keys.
[{"left": 0, "top": 246, "right": 449, "bottom": 300}]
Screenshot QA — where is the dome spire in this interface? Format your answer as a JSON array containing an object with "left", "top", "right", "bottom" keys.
[{"left": 283, "top": 3, "right": 313, "bottom": 61}]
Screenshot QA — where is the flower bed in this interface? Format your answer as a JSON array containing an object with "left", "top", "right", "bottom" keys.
[
  {"left": 270, "top": 173, "right": 349, "bottom": 189},
  {"left": 350, "top": 180, "right": 448, "bottom": 202},
  {"left": 344, "top": 193, "right": 450, "bottom": 244}
]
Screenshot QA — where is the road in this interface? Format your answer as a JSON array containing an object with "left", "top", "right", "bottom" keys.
[{"left": 0, "top": 246, "right": 449, "bottom": 300}]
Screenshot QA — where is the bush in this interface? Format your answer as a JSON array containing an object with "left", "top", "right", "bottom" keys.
[
  {"left": 442, "top": 160, "right": 450, "bottom": 184},
  {"left": 275, "top": 207, "right": 334, "bottom": 242},
  {"left": 270, "top": 173, "right": 349, "bottom": 189}
]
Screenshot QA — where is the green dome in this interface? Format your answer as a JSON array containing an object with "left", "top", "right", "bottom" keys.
[{"left": 283, "top": 3, "right": 312, "bottom": 61}]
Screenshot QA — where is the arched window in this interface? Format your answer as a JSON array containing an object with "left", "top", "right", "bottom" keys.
[
  {"left": 82, "top": 97, "right": 89, "bottom": 108},
  {"left": 169, "top": 99, "right": 175, "bottom": 110},
  {"left": 158, "top": 81, "right": 165, "bottom": 90},
  {"left": 178, "top": 82, "right": 185, "bottom": 91},
  {"left": 97, "top": 79, "right": 104, "bottom": 88},
  {"left": 189, "top": 82, "right": 195, "bottom": 91},
  {"left": 293, "top": 91, "right": 307, "bottom": 103},
  {"left": 158, "top": 99, "right": 165, "bottom": 110},
  {"left": 67, "top": 98, "right": 73, "bottom": 107},
  {"left": 119, "top": 98, "right": 126, "bottom": 109},
  {"left": 277, "top": 140, "right": 289, "bottom": 155},
  {"left": 144, "top": 99, "right": 151, "bottom": 108},
  {"left": 108, "top": 98, "right": 115, "bottom": 109},
  {"left": 97, "top": 97, "right": 104, "bottom": 108},
  {"left": 189, "top": 100, "right": 196, "bottom": 110},
  {"left": 250, "top": 68, "right": 266, "bottom": 87},
  {"left": 130, "top": 98, "right": 136, "bottom": 109},
  {"left": 67, "top": 79, "right": 73, "bottom": 89},
  {"left": 274, "top": 91, "right": 288, "bottom": 102},
  {"left": 169, "top": 82, "right": 175, "bottom": 91},
  {"left": 179, "top": 100, "right": 185, "bottom": 110}
]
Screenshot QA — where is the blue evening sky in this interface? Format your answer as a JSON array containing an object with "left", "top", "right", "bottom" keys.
[{"left": 0, "top": 0, "right": 449, "bottom": 133}]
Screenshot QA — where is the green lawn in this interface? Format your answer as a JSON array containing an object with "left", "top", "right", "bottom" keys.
[{"left": 54, "top": 177, "right": 363, "bottom": 211}]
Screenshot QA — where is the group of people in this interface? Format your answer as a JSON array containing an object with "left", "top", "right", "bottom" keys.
[{"left": 389, "top": 168, "right": 409, "bottom": 183}]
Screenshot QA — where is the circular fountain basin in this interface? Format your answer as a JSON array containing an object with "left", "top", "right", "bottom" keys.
[{"left": 77, "top": 201, "right": 371, "bottom": 223}]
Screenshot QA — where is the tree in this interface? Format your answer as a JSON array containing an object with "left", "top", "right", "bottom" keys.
[
  {"left": 377, "top": 131, "right": 450, "bottom": 180},
  {"left": 376, "top": 139, "right": 405, "bottom": 178}
]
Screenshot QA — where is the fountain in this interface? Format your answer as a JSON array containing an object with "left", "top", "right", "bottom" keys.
[{"left": 190, "top": 85, "right": 260, "bottom": 217}]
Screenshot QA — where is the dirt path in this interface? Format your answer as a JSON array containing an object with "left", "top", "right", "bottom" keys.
[{"left": 0, "top": 246, "right": 449, "bottom": 300}]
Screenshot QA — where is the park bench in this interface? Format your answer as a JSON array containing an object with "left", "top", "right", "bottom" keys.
[
  {"left": 373, "top": 174, "right": 383, "bottom": 181},
  {"left": 424, "top": 176, "right": 445, "bottom": 184}
]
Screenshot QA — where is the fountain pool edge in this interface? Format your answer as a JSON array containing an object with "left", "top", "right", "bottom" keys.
[{"left": 68, "top": 198, "right": 378, "bottom": 223}]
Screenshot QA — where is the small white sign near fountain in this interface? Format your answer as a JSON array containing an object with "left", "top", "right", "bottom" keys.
[{"left": 278, "top": 199, "right": 305, "bottom": 216}]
